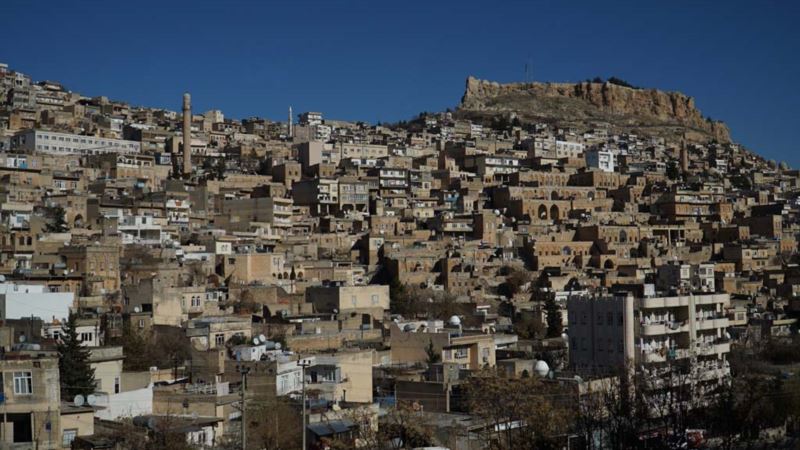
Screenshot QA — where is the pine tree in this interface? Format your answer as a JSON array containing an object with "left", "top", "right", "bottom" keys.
[
  {"left": 44, "top": 205, "right": 68, "bottom": 233},
  {"left": 666, "top": 161, "right": 680, "bottom": 181},
  {"left": 57, "top": 313, "right": 96, "bottom": 401},
  {"left": 545, "top": 295, "right": 563, "bottom": 338},
  {"left": 425, "top": 339, "right": 441, "bottom": 365}
]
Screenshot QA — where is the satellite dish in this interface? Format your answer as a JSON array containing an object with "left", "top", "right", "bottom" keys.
[
  {"left": 87, "top": 394, "right": 97, "bottom": 406},
  {"left": 133, "top": 306, "right": 141, "bottom": 313},
  {"left": 18, "top": 335, "right": 26, "bottom": 343},
  {"left": 252, "top": 337, "right": 260, "bottom": 345},
  {"left": 258, "top": 334, "right": 266, "bottom": 343},
  {"left": 73, "top": 395, "right": 85, "bottom": 407},
  {"left": 275, "top": 343, "right": 281, "bottom": 350}
]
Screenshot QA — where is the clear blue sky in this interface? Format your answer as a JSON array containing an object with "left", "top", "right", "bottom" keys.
[{"left": 3, "top": 0, "right": 799, "bottom": 165}]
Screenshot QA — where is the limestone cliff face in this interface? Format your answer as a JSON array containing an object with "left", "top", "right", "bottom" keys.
[{"left": 459, "top": 76, "right": 730, "bottom": 142}]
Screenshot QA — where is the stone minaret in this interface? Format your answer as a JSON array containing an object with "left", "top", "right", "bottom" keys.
[
  {"left": 288, "top": 106, "right": 293, "bottom": 138},
  {"left": 182, "top": 93, "right": 192, "bottom": 178},
  {"left": 680, "top": 147, "right": 689, "bottom": 173}
]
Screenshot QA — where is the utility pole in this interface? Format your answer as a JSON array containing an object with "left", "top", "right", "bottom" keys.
[
  {"left": 240, "top": 367, "right": 249, "bottom": 450},
  {"left": 299, "top": 358, "right": 312, "bottom": 450}
]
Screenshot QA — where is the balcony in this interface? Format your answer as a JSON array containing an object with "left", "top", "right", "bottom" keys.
[
  {"left": 715, "top": 341, "right": 731, "bottom": 354},
  {"left": 695, "top": 340, "right": 731, "bottom": 356},
  {"left": 641, "top": 296, "right": 689, "bottom": 309},
  {"left": 273, "top": 217, "right": 292, "bottom": 227},
  {"left": 697, "top": 366, "right": 730, "bottom": 382},
  {"left": 695, "top": 317, "right": 729, "bottom": 331},
  {"left": 640, "top": 346, "right": 690, "bottom": 364},
  {"left": 643, "top": 351, "right": 667, "bottom": 363},
  {"left": 641, "top": 321, "right": 689, "bottom": 336}
]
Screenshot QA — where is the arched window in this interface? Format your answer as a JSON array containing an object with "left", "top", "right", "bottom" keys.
[
  {"left": 538, "top": 205, "right": 548, "bottom": 220},
  {"left": 550, "top": 205, "right": 559, "bottom": 220}
]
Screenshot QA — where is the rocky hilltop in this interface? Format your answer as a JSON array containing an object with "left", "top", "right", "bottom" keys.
[{"left": 458, "top": 76, "right": 731, "bottom": 142}]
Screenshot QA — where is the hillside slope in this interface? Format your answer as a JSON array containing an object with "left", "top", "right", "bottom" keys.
[{"left": 457, "top": 76, "right": 730, "bottom": 143}]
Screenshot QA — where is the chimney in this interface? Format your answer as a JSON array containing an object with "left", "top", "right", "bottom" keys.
[{"left": 182, "top": 93, "right": 192, "bottom": 178}]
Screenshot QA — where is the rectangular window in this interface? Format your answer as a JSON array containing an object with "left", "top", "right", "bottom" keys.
[
  {"left": 62, "top": 429, "right": 77, "bottom": 447},
  {"left": 371, "top": 294, "right": 379, "bottom": 306},
  {"left": 215, "top": 334, "right": 225, "bottom": 346},
  {"left": 114, "top": 376, "right": 120, "bottom": 394},
  {"left": 13, "top": 371, "right": 32, "bottom": 395}
]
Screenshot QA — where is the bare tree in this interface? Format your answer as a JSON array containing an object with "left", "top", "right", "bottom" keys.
[{"left": 464, "top": 369, "right": 571, "bottom": 450}]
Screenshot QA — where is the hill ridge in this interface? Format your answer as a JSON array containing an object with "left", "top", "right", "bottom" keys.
[{"left": 458, "top": 76, "right": 731, "bottom": 143}]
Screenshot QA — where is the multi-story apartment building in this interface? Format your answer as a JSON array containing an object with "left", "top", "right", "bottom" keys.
[
  {"left": 656, "top": 262, "right": 716, "bottom": 293},
  {"left": 369, "top": 167, "right": 409, "bottom": 192},
  {"left": 117, "top": 215, "right": 168, "bottom": 246},
  {"left": 59, "top": 244, "right": 121, "bottom": 295},
  {"left": 461, "top": 154, "right": 521, "bottom": 182},
  {"left": 337, "top": 142, "right": 389, "bottom": 160},
  {"left": 10, "top": 129, "right": 141, "bottom": 155},
  {"left": 568, "top": 288, "right": 731, "bottom": 383},
  {"left": 337, "top": 178, "right": 369, "bottom": 213},
  {"left": 305, "top": 284, "right": 389, "bottom": 320},
  {"left": 299, "top": 111, "right": 323, "bottom": 126},
  {"left": 0, "top": 355, "right": 62, "bottom": 449},
  {"left": 656, "top": 188, "right": 733, "bottom": 222},
  {"left": 554, "top": 139, "right": 585, "bottom": 158},
  {"left": 585, "top": 148, "right": 616, "bottom": 172},
  {"left": 220, "top": 197, "right": 293, "bottom": 230},
  {"left": 292, "top": 178, "right": 339, "bottom": 215}
]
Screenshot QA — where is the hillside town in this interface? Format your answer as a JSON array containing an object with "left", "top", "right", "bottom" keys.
[{"left": 0, "top": 60, "right": 799, "bottom": 449}]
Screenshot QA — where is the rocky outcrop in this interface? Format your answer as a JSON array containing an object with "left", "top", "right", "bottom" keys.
[{"left": 459, "top": 76, "right": 730, "bottom": 142}]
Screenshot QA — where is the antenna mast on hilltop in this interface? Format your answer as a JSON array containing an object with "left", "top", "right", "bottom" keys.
[{"left": 524, "top": 55, "right": 532, "bottom": 83}]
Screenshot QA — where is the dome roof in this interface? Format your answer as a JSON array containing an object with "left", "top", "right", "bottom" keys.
[{"left": 534, "top": 360, "right": 550, "bottom": 377}]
